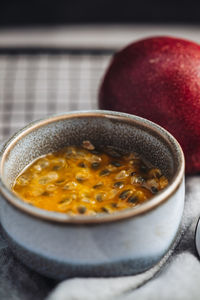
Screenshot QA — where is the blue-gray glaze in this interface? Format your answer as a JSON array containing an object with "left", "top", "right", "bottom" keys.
[{"left": 0, "top": 192, "right": 180, "bottom": 280}]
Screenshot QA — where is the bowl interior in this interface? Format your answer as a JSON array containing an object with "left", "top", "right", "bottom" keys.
[
  {"left": 2, "top": 112, "right": 179, "bottom": 188},
  {"left": 0, "top": 111, "right": 184, "bottom": 222}
]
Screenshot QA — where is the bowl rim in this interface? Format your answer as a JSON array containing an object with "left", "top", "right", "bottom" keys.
[{"left": 0, "top": 110, "right": 185, "bottom": 224}]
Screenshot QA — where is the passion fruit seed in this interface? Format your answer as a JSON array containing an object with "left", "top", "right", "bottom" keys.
[
  {"left": 101, "top": 207, "right": 109, "bottom": 213},
  {"left": 114, "top": 181, "right": 124, "bottom": 188},
  {"left": 82, "top": 140, "right": 95, "bottom": 150},
  {"left": 111, "top": 161, "right": 121, "bottom": 167},
  {"left": 76, "top": 172, "right": 89, "bottom": 182},
  {"left": 17, "top": 175, "right": 30, "bottom": 186},
  {"left": 33, "top": 165, "right": 42, "bottom": 172},
  {"left": 128, "top": 195, "right": 138, "bottom": 203},
  {"left": 148, "top": 168, "right": 162, "bottom": 178},
  {"left": 46, "top": 184, "right": 57, "bottom": 191},
  {"left": 151, "top": 186, "right": 158, "bottom": 194},
  {"left": 63, "top": 181, "right": 77, "bottom": 190},
  {"left": 77, "top": 206, "right": 87, "bottom": 214},
  {"left": 13, "top": 144, "right": 168, "bottom": 215},
  {"left": 90, "top": 155, "right": 102, "bottom": 163},
  {"left": 81, "top": 197, "right": 91, "bottom": 203},
  {"left": 119, "top": 189, "right": 132, "bottom": 199},
  {"left": 93, "top": 183, "right": 103, "bottom": 189},
  {"left": 58, "top": 198, "right": 71, "bottom": 204},
  {"left": 99, "top": 169, "right": 110, "bottom": 176},
  {"left": 147, "top": 178, "right": 159, "bottom": 189},
  {"left": 130, "top": 171, "right": 137, "bottom": 176},
  {"left": 96, "top": 194, "right": 103, "bottom": 202},
  {"left": 52, "top": 165, "right": 61, "bottom": 171},
  {"left": 42, "top": 191, "right": 50, "bottom": 196},
  {"left": 78, "top": 162, "right": 86, "bottom": 168},
  {"left": 38, "top": 177, "right": 49, "bottom": 185},
  {"left": 91, "top": 162, "right": 100, "bottom": 169},
  {"left": 39, "top": 160, "right": 49, "bottom": 168},
  {"left": 55, "top": 180, "right": 65, "bottom": 185},
  {"left": 115, "top": 170, "right": 128, "bottom": 180},
  {"left": 131, "top": 176, "right": 145, "bottom": 185}
]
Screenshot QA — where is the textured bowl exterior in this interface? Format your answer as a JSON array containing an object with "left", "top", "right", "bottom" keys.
[
  {"left": 0, "top": 110, "right": 185, "bottom": 278},
  {"left": 0, "top": 178, "right": 184, "bottom": 279}
]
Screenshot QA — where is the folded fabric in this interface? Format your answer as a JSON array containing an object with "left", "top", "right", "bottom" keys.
[{"left": 47, "top": 176, "right": 200, "bottom": 300}]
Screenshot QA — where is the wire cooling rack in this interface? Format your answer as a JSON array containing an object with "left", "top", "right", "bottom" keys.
[{"left": 0, "top": 48, "right": 114, "bottom": 142}]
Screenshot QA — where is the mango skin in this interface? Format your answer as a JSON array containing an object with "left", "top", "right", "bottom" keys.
[{"left": 99, "top": 36, "right": 200, "bottom": 174}]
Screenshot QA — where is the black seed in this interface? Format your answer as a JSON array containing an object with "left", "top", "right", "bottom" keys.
[
  {"left": 77, "top": 206, "right": 87, "bottom": 214},
  {"left": 128, "top": 195, "right": 138, "bottom": 203},
  {"left": 99, "top": 169, "right": 110, "bottom": 176},
  {"left": 93, "top": 183, "right": 103, "bottom": 189},
  {"left": 58, "top": 198, "right": 70, "bottom": 204},
  {"left": 138, "top": 176, "right": 145, "bottom": 184},
  {"left": 78, "top": 162, "right": 86, "bottom": 168},
  {"left": 132, "top": 176, "right": 145, "bottom": 184},
  {"left": 52, "top": 165, "right": 61, "bottom": 171},
  {"left": 101, "top": 207, "right": 109, "bottom": 213},
  {"left": 96, "top": 194, "right": 103, "bottom": 202},
  {"left": 155, "top": 171, "right": 162, "bottom": 178},
  {"left": 111, "top": 161, "right": 121, "bottom": 167},
  {"left": 130, "top": 172, "right": 137, "bottom": 176},
  {"left": 114, "top": 181, "right": 124, "bottom": 188},
  {"left": 76, "top": 177, "right": 85, "bottom": 183},
  {"left": 91, "top": 162, "right": 100, "bottom": 169},
  {"left": 111, "top": 203, "right": 118, "bottom": 208},
  {"left": 42, "top": 191, "right": 50, "bottom": 196},
  {"left": 56, "top": 180, "right": 65, "bottom": 184},
  {"left": 119, "top": 189, "right": 131, "bottom": 199},
  {"left": 151, "top": 186, "right": 158, "bottom": 194}
]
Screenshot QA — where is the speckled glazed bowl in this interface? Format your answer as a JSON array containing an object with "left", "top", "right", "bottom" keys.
[{"left": 0, "top": 110, "right": 185, "bottom": 280}]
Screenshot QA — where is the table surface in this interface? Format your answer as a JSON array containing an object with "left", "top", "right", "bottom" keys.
[
  {"left": 1, "top": 24, "right": 200, "bottom": 142},
  {"left": 0, "top": 48, "right": 112, "bottom": 142}
]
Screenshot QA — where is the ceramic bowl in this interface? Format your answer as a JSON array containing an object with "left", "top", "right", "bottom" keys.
[{"left": 0, "top": 110, "right": 185, "bottom": 280}]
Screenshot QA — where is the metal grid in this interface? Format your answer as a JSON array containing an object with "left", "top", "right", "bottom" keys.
[{"left": 0, "top": 49, "right": 113, "bottom": 142}]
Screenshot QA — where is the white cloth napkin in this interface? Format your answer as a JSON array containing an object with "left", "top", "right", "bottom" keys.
[{"left": 47, "top": 176, "right": 200, "bottom": 300}]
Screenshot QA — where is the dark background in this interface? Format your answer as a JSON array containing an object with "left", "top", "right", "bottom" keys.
[{"left": 0, "top": 0, "right": 199, "bottom": 27}]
